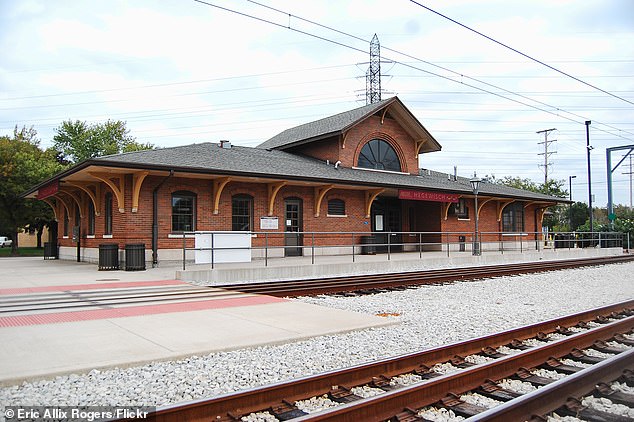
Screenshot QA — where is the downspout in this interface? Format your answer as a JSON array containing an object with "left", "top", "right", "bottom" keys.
[{"left": 152, "top": 170, "right": 174, "bottom": 267}]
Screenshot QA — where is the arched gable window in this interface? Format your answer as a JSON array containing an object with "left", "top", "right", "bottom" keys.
[
  {"left": 357, "top": 139, "right": 401, "bottom": 172},
  {"left": 502, "top": 203, "right": 524, "bottom": 232},
  {"left": 171, "top": 191, "right": 196, "bottom": 232},
  {"left": 232, "top": 194, "right": 253, "bottom": 231}
]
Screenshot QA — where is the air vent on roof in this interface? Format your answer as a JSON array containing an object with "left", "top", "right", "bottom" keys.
[{"left": 219, "top": 140, "right": 232, "bottom": 149}]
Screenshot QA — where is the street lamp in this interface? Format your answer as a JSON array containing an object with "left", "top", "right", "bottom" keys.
[
  {"left": 569, "top": 175, "right": 576, "bottom": 230},
  {"left": 585, "top": 120, "right": 593, "bottom": 232},
  {"left": 470, "top": 176, "right": 481, "bottom": 255}
]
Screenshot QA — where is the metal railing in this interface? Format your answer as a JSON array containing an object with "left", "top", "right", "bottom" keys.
[{"left": 179, "top": 230, "right": 626, "bottom": 270}]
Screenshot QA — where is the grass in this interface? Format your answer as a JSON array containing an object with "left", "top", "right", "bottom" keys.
[{"left": 0, "top": 247, "right": 44, "bottom": 257}]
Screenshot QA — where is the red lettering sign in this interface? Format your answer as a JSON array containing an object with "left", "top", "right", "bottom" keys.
[
  {"left": 398, "top": 189, "right": 459, "bottom": 203},
  {"left": 37, "top": 181, "right": 59, "bottom": 200}
]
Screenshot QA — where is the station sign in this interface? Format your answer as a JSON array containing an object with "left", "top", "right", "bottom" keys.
[
  {"left": 398, "top": 189, "right": 459, "bottom": 203},
  {"left": 36, "top": 180, "right": 59, "bottom": 200}
]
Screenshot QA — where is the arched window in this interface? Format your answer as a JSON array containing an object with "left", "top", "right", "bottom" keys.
[
  {"left": 327, "top": 199, "right": 346, "bottom": 216},
  {"left": 357, "top": 139, "right": 401, "bottom": 172},
  {"left": 171, "top": 191, "right": 196, "bottom": 232},
  {"left": 502, "top": 203, "right": 524, "bottom": 232},
  {"left": 232, "top": 194, "right": 253, "bottom": 231}
]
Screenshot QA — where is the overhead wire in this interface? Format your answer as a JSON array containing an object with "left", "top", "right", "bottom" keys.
[{"left": 407, "top": 0, "right": 634, "bottom": 107}]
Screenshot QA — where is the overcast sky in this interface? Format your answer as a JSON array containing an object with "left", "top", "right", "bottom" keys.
[{"left": 1, "top": 0, "right": 633, "bottom": 207}]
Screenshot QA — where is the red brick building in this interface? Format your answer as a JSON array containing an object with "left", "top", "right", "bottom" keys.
[{"left": 25, "top": 97, "right": 565, "bottom": 265}]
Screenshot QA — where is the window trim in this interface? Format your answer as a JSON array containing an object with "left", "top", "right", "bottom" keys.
[
  {"left": 327, "top": 198, "right": 346, "bottom": 216},
  {"left": 87, "top": 201, "right": 95, "bottom": 235},
  {"left": 502, "top": 202, "right": 525, "bottom": 232},
  {"left": 357, "top": 138, "right": 402, "bottom": 172},
  {"left": 232, "top": 194, "right": 254, "bottom": 231},
  {"left": 171, "top": 190, "right": 197, "bottom": 232}
]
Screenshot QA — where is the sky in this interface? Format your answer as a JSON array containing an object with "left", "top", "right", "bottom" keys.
[{"left": 1, "top": 0, "right": 633, "bottom": 207}]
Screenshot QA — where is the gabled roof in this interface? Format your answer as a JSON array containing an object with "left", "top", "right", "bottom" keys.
[{"left": 258, "top": 96, "right": 442, "bottom": 153}]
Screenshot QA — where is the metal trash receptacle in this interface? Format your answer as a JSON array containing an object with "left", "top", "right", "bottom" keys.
[
  {"left": 99, "top": 243, "right": 119, "bottom": 270},
  {"left": 360, "top": 235, "right": 376, "bottom": 255},
  {"left": 125, "top": 243, "right": 146, "bottom": 271},
  {"left": 44, "top": 242, "right": 58, "bottom": 260},
  {"left": 458, "top": 235, "right": 466, "bottom": 252}
]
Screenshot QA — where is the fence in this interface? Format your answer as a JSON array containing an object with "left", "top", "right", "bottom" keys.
[{"left": 179, "top": 230, "right": 626, "bottom": 270}]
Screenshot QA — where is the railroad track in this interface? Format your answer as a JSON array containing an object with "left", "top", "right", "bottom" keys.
[
  {"left": 144, "top": 300, "right": 634, "bottom": 422},
  {"left": 5, "top": 255, "right": 632, "bottom": 314},
  {"left": 217, "top": 254, "right": 634, "bottom": 297}
]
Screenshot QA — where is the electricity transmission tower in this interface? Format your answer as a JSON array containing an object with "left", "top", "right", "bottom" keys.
[
  {"left": 537, "top": 128, "right": 557, "bottom": 185},
  {"left": 366, "top": 34, "right": 381, "bottom": 105}
]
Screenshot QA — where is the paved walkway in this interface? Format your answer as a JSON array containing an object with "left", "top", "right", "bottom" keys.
[{"left": 0, "top": 257, "right": 393, "bottom": 385}]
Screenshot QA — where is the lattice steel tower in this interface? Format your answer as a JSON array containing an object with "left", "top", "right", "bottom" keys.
[{"left": 366, "top": 34, "right": 381, "bottom": 105}]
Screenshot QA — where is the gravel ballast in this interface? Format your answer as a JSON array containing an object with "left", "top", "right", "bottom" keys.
[{"left": 1, "top": 261, "right": 633, "bottom": 407}]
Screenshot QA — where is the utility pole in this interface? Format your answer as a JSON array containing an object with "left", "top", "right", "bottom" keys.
[
  {"left": 586, "top": 121, "right": 593, "bottom": 233},
  {"left": 537, "top": 128, "right": 557, "bottom": 185},
  {"left": 624, "top": 154, "right": 634, "bottom": 210}
]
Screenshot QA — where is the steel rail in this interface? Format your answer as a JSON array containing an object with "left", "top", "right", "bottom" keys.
[
  {"left": 292, "top": 317, "right": 634, "bottom": 421},
  {"left": 469, "top": 348, "right": 634, "bottom": 421},
  {"left": 145, "top": 300, "right": 634, "bottom": 422},
  {"left": 217, "top": 255, "right": 634, "bottom": 297}
]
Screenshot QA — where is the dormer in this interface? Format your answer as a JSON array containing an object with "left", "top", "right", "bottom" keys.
[{"left": 257, "top": 97, "right": 441, "bottom": 175}]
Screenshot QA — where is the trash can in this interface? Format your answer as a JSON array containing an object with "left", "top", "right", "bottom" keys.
[
  {"left": 360, "top": 235, "right": 376, "bottom": 255},
  {"left": 125, "top": 243, "right": 146, "bottom": 271},
  {"left": 44, "top": 242, "right": 58, "bottom": 260},
  {"left": 99, "top": 243, "right": 119, "bottom": 270},
  {"left": 458, "top": 235, "right": 466, "bottom": 252}
]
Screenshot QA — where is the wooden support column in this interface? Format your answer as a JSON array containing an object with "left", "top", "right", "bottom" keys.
[
  {"left": 89, "top": 173, "right": 125, "bottom": 213},
  {"left": 267, "top": 182, "right": 286, "bottom": 216},
  {"left": 212, "top": 177, "right": 231, "bottom": 215},
  {"left": 314, "top": 185, "right": 334, "bottom": 217},
  {"left": 131, "top": 171, "right": 149, "bottom": 213},
  {"left": 364, "top": 189, "right": 384, "bottom": 218}
]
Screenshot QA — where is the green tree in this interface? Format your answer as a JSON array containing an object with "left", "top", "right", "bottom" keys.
[
  {"left": 0, "top": 126, "right": 64, "bottom": 255},
  {"left": 53, "top": 119, "right": 153, "bottom": 164}
]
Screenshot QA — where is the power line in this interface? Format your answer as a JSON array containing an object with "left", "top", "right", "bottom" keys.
[{"left": 407, "top": 0, "right": 634, "bottom": 106}]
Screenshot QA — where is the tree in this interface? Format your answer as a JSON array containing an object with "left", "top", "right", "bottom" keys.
[
  {"left": 53, "top": 120, "right": 153, "bottom": 164},
  {"left": 0, "top": 126, "right": 64, "bottom": 255}
]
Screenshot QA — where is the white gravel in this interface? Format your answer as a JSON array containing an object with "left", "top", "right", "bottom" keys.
[
  {"left": 498, "top": 378, "right": 537, "bottom": 394},
  {"left": 294, "top": 395, "right": 339, "bottom": 414},
  {"left": 611, "top": 381, "right": 634, "bottom": 394},
  {"left": 417, "top": 406, "right": 465, "bottom": 421},
  {"left": 1, "top": 262, "right": 632, "bottom": 408},
  {"left": 582, "top": 395, "right": 634, "bottom": 418}
]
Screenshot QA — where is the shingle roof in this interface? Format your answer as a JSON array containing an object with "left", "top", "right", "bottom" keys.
[
  {"left": 258, "top": 98, "right": 396, "bottom": 150},
  {"left": 91, "top": 142, "right": 563, "bottom": 202}
]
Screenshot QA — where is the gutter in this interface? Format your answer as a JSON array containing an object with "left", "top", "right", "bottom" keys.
[{"left": 152, "top": 170, "right": 174, "bottom": 267}]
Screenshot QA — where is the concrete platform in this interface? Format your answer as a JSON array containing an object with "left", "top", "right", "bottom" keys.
[
  {"left": 176, "top": 247, "right": 626, "bottom": 284},
  {"left": 0, "top": 258, "right": 393, "bottom": 385}
]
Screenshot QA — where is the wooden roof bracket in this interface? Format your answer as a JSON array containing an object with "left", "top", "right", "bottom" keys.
[
  {"left": 131, "top": 171, "right": 149, "bottom": 213},
  {"left": 415, "top": 138, "right": 429, "bottom": 157},
  {"left": 66, "top": 181, "right": 102, "bottom": 216},
  {"left": 441, "top": 201, "right": 452, "bottom": 221},
  {"left": 41, "top": 198, "right": 59, "bottom": 221},
  {"left": 267, "top": 181, "right": 287, "bottom": 216},
  {"left": 212, "top": 177, "right": 231, "bottom": 215},
  {"left": 496, "top": 199, "right": 515, "bottom": 222},
  {"left": 477, "top": 197, "right": 494, "bottom": 220},
  {"left": 380, "top": 105, "right": 390, "bottom": 124},
  {"left": 340, "top": 131, "right": 348, "bottom": 149},
  {"left": 52, "top": 194, "right": 71, "bottom": 220},
  {"left": 314, "top": 185, "right": 334, "bottom": 217},
  {"left": 364, "top": 189, "right": 384, "bottom": 218},
  {"left": 89, "top": 172, "right": 125, "bottom": 213},
  {"left": 58, "top": 188, "right": 84, "bottom": 218}
]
